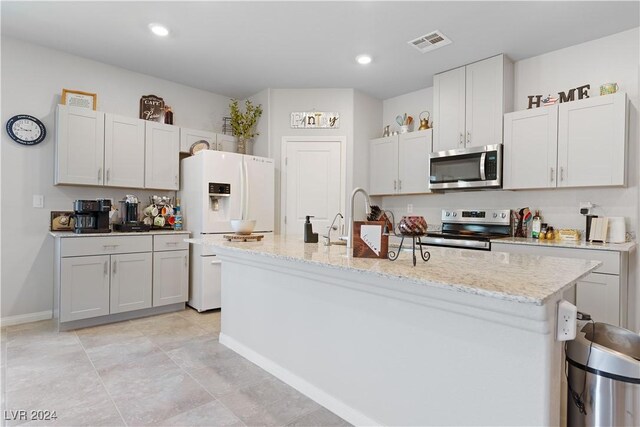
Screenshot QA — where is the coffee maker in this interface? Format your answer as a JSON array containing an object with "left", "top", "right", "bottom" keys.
[
  {"left": 114, "top": 197, "right": 151, "bottom": 232},
  {"left": 73, "top": 199, "right": 112, "bottom": 234}
]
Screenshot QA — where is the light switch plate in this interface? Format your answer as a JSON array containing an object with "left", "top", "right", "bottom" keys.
[{"left": 33, "top": 194, "right": 44, "bottom": 208}]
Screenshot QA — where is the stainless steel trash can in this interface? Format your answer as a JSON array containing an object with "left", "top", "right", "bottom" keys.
[{"left": 566, "top": 322, "right": 640, "bottom": 426}]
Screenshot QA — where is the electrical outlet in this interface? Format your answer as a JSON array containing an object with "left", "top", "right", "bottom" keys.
[
  {"left": 32, "top": 195, "right": 44, "bottom": 208},
  {"left": 407, "top": 204, "right": 413, "bottom": 213},
  {"left": 556, "top": 300, "right": 577, "bottom": 341},
  {"left": 579, "top": 201, "right": 594, "bottom": 215}
]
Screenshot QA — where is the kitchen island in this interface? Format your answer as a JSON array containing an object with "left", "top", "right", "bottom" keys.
[{"left": 187, "top": 235, "right": 600, "bottom": 426}]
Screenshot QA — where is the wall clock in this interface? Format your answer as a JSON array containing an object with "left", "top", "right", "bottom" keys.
[{"left": 6, "top": 114, "right": 47, "bottom": 145}]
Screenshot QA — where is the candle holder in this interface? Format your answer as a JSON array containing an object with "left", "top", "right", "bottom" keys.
[{"left": 388, "top": 233, "right": 431, "bottom": 266}]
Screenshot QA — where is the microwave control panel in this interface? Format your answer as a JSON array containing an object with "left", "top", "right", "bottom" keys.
[
  {"left": 485, "top": 152, "right": 498, "bottom": 180},
  {"left": 209, "top": 182, "right": 231, "bottom": 196}
]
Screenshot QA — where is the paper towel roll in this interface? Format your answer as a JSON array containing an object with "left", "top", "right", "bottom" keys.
[{"left": 606, "top": 217, "right": 626, "bottom": 243}]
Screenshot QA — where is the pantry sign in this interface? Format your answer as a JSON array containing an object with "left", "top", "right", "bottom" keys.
[{"left": 290, "top": 111, "right": 340, "bottom": 129}]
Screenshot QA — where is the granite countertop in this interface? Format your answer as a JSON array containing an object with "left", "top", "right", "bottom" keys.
[
  {"left": 50, "top": 230, "right": 190, "bottom": 238},
  {"left": 187, "top": 235, "right": 600, "bottom": 306},
  {"left": 491, "top": 237, "right": 636, "bottom": 252}
]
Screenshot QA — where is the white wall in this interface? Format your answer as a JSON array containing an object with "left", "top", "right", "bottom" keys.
[
  {"left": 267, "top": 89, "right": 355, "bottom": 234},
  {"left": 382, "top": 88, "right": 433, "bottom": 135},
  {"left": 379, "top": 28, "right": 640, "bottom": 331},
  {"left": 1, "top": 37, "right": 231, "bottom": 321}
]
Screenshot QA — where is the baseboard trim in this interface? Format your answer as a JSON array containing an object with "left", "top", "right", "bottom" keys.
[
  {"left": 219, "top": 332, "right": 379, "bottom": 426},
  {"left": 1, "top": 310, "right": 53, "bottom": 327}
]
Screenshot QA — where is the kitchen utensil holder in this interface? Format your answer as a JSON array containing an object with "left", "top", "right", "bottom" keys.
[{"left": 388, "top": 233, "right": 431, "bottom": 266}]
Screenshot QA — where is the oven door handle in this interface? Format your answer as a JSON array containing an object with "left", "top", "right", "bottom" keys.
[
  {"left": 421, "top": 236, "right": 491, "bottom": 250},
  {"left": 479, "top": 152, "right": 486, "bottom": 181}
]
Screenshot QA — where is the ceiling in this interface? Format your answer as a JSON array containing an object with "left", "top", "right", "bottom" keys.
[{"left": 2, "top": 1, "right": 638, "bottom": 100}]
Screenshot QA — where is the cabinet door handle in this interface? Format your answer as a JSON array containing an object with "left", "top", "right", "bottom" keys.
[
  {"left": 106, "top": 169, "right": 110, "bottom": 182},
  {"left": 393, "top": 180, "right": 397, "bottom": 191},
  {"left": 166, "top": 241, "right": 178, "bottom": 246},
  {"left": 466, "top": 131, "right": 471, "bottom": 146},
  {"left": 113, "top": 260, "right": 117, "bottom": 275},
  {"left": 104, "top": 261, "right": 108, "bottom": 276},
  {"left": 560, "top": 167, "right": 564, "bottom": 181},
  {"left": 98, "top": 168, "right": 102, "bottom": 182},
  {"left": 550, "top": 167, "right": 554, "bottom": 182},
  {"left": 175, "top": 175, "right": 178, "bottom": 186},
  {"left": 398, "top": 180, "right": 402, "bottom": 191},
  {"left": 184, "top": 256, "right": 187, "bottom": 268},
  {"left": 459, "top": 133, "right": 464, "bottom": 145}
]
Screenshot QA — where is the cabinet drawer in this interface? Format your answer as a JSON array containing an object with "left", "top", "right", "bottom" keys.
[
  {"left": 61, "top": 235, "right": 152, "bottom": 257},
  {"left": 492, "top": 243, "right": 620, "bottom": 275},
  {"left": 153, "top": 233, "right": 190, "bottom": 251}
]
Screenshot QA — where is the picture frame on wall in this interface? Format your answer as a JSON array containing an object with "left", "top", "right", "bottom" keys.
[{"left": 61, "top": 89, "right": 97, "bottom": 110}]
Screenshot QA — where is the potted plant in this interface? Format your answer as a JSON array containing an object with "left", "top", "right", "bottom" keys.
[{"left": 229, "top": 99, "right": 263, "bottom": 154}]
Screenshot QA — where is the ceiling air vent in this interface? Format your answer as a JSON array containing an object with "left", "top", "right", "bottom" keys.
[{"left": 408, "top": 30, "right": 452, "bottom": 53}]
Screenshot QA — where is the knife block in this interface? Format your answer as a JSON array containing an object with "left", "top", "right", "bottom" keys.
[{"left": 352, "top": 221, "right": 388, "bottom": 259}]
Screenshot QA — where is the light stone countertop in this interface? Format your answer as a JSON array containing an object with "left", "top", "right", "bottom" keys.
[
  {"left": 50, "top": 230, "right": 190, "bottom": 238},
  {"left": 187, "top": 235, "right": 601, "bottom": 306},
  {"left": 491, "top": 237, "right": 636, "bottom": 252}
]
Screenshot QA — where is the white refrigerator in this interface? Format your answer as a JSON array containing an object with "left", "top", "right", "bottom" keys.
[{"left": 179, "top": 150, "right": 274, "bottom": 311}]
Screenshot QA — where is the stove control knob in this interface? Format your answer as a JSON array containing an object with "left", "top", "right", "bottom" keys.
[
  {"left": 452, "top": 212, "right": 457, "bottom": 217},
  {"left": 493, "top": 213, "right": 498, "bottom": 218},
  {"left": 501, "top": 213, "right": 507, "bottom": 218},
  {"left": 445, "top": 211, "right": 451, "bottom": 217}
]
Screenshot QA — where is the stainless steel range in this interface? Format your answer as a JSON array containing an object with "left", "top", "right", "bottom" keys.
[{"left": 421, "top": 209, "right": 511, "bottom": 251}]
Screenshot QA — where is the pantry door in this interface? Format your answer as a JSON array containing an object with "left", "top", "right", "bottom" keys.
[{"left": 282, "top": 137, "right": 345, "bottom": 237}]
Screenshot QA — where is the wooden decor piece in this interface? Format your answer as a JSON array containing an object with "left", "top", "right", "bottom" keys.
[
  {"left": 223, "top": 234, "right": 265, "bottom": 242},
  {"left": 353, "top": 221, "right": 388, "bottom": 259},
  {"left": 62, "top": 89, "right": 97, "bottom": 110},
  {"left": 140, "top": 95, "right": 165, "bottom": 122}
]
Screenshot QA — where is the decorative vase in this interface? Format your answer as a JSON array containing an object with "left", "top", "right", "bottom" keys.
[
  {"left": 398, "top": 216, "right": 428, "bottom": 236},
  {"left": 237, "top": 136, "right": 249, "bottom": 154}
]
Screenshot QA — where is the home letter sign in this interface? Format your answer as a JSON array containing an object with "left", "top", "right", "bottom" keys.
[
  {"left": 527, "top": 84, "right": 590, "bottom": 109},
  {"left": 290, "top": 112, "right": 340, "bottom": 129}
]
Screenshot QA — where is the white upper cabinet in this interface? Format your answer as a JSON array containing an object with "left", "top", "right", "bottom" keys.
[
  {"left": 398, "top": 130, "right": 432, "bottom": 194},
  {"left": 433, "top": 67, "right": 466, "bottom": 152},
  {"left": 104, "top": 114, "right": 145, "bottom": 188},
  {"left": 465, "top": 55, "right": 510, "bottom": 148},
  {"left": 433, "top": 55, "right": 513, "bottom": 153},
  {"left": 369, "top": 136, "right": 399, "bottom": 196},
  {"left": 503, "top": 106, "right": 558, "bottom": 189},
  {"left": 179, "top": 127, "right": 216, "bottom": 153},
  {"left": 55, "top": 105, "right": 105, "bottom": 185},
  {"left": 145, "top": 121, "right": 180, "bottom": 190},
  {"left": 369, "top": 130, "right": 432, "bottom": 196},
  {"left": 504, "top": 93, "right": 627, "bottom": 190},
  {"left": 557, "top": 92, "right": 627, "bottom": 188}
]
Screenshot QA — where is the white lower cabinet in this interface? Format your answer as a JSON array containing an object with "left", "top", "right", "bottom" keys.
[
  {"left": 153, "top": 250, "right": 189, "bottom": 307},
  {"left": 492, "top": 242, "right": 629, "bottom": 327},
  {"left": 55, "top": 233, "right": 189, "bottom": 326},
  {"left": 110, "top": 252, "right": 152, "bottom": 314},
  {"left": 60, "top": 255, "right": 110, "bottom": 322}
]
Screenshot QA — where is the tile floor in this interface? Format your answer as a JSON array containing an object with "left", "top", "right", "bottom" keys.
[{"left": 0, "top": 309, "right": 350, "bottom": 427}]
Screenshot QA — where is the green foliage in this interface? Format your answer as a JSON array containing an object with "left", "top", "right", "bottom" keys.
[{"left": 229, "top": 99, "right": 263, "bottom": 140}]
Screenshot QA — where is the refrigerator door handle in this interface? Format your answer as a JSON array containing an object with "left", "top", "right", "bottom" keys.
[
  {"left": 239, "top": 161, "right": 245, "bottom": 220},
  {"left": 244, "top": 160, "right": 250, "bottom": 220}
]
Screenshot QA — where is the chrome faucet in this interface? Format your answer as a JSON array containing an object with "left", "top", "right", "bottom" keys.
[
  {"left": 346, "top": 187, "right": 372, "bottom": 249},
  {"left": 323, "top": 213, "right": 343, "bottom": 246}
]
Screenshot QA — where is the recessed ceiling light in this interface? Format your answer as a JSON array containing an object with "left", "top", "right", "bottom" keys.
[
  {"left": 149, "top": 23, "right": 169, "bottom": 37},
  {"left": 356, "top": 54, "right": 372, "bottom": 65}
]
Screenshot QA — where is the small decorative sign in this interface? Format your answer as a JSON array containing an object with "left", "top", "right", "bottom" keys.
[
  {"left": 290, "top": 111, "right": 340, "bottom": 129},
  {"left": 527, "top": 84, "right": 590, "bottom": 109},
  {"left": 62, "top": 89, "right": 97, "bottom": 110},
  {"left": 140, "top": 95, "right": 165, "bottom": 122},
  {"left": 353, "top": 221, "right": 388, "bottom": 259}
]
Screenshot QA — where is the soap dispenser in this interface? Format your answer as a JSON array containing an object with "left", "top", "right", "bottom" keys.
[{"left": 304, "top": 216, "right": 319, "bottom": 243}]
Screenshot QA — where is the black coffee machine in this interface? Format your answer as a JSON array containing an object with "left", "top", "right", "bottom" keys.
[{"left": 73, "top": 199, "right": 112, "bottom": 234}]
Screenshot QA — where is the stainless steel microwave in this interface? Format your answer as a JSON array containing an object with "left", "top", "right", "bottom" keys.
[{"left": 429, "top": 144, "right": 502, "bottom": 190}]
